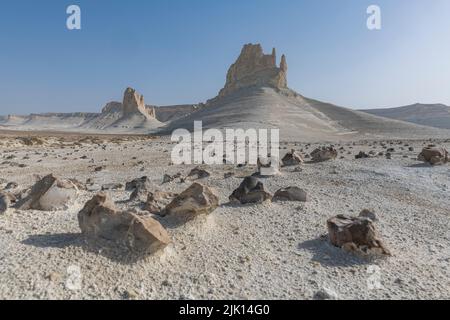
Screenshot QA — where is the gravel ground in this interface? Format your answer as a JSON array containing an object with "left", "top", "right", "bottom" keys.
[{"left": 0, "top": 134, "right": 449, "bottom": 300}]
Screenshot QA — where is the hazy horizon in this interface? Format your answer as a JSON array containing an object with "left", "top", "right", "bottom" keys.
[{"left": 1, "top": 0, "right": 450, "bottom": 115}]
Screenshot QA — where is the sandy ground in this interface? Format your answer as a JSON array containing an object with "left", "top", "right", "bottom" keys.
[{"left": 0, "top": 133, "right": 449, "bottom": 300}]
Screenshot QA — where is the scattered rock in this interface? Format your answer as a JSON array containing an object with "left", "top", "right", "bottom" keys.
[
  {"left": 102, "top": 183, "right": 124, "bottom": 191},
  {"left": 15, "top": 174, "right": 78, "bottom": 211},
  {"left": 229, "top": 176, "right": 272, "bottom": 204},
  {"left": 327, "top": 214, "right": 390, "bottom": 256},
  {"left": 281, "top": 149, "right": 303, "bottom": 166},
  {"left": 313, "top": 287, "right": 339, "bottom": 300},
  {"left": 5, "top": 182, "right": 18, "bottom": 190},
  {"left": 358, "top": 209, "right": 378, "bottom": 222},
  {"left": 144, "top": 191, "right": 178, "bottom": 215},
  {"left": 224, "top": 172, "right": 235, "bottom": 179},
  {"left": 418, "top": 146, "right": 449, "bottom": 165},
  {"left": 162, "top": 174, "right": 174, "bottom": 184},
  {"left": 125, "top": 176, "right": 151, "bottom": 191},
  {"left": 78, "top": 193, "right": 170, "bottom": 253},
  {"left": 164, "top": 183, "right": 219, "bottom": 219},
  {"left": 355, "top": 151, "right": 369, "bottom": 159},
  {"left": 187, "top": 167, "right": 211, "bottom": 180},
  {"left": 273, "top": 187, "right": 307, "bottom": 202},
  {"left": 311, "top": 146, "right": 338, "bottom": 162},
  {"left": 0, "top": 193, "right": 10, "bottom": 214}
]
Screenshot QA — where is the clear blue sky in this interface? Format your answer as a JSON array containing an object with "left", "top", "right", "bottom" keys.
[{"left": 1, "top": 0, "right": 450, "bottom": 115}]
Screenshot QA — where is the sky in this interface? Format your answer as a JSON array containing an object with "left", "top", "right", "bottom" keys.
[{"left": 1, "top": 0, "right": 450, "bottom": 115}]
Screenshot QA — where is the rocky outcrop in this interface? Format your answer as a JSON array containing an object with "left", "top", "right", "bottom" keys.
[
  {"left": 229, "top": 177, "right": 272, "bottom": 204},
  {"left": 327, "top": 214, "right": 390, "bottom": 256},
  {"left": 282, "top": 150, "right": 304, "bottom": 166},
  {"left": 218, "top": 44, "right": 288, "bottom": 98},
  {"left": 101, "top": 101, "right": 123, "bottom": 114},
  {"left": 101, "top": 88, "right": 156, "bottom": 119},
  {"left": 311, "top": 146, "right": 338, "bottom": 162},
  {"left": 123, "top": 87, "right": 155, "bottom": 118},
  {"left": 164, "top": 183, "right": 219, "bottom": 219},
  {"left": 15, "top": 174, "right": 78, "bottom": 211},
  {"left": 418, "top": 146, "right": 449, "bottom": 165},
  {"left": 78, "top": 193, "right": 170, "bottom": 253}
]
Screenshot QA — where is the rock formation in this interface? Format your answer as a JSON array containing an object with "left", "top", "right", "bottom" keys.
[
  {"left": 101, "top": 88, "right": 156, "bottom": 119},
  {"left": 15, "top": 174, "right": 78, "bottom": 211},
  {"left": 122, "top": 87, "right": 155, "bottom": 119},
  {"left": 327, "top": 214, "right": 390, "bottom": 256},
  {"left": 218, "top": 44, "right": 288, "bottom": 97},
  {"left": 282, "top": 150, "right": 304, "bottom": 167},
  {"left": 78, "top": 193, "right": 170, "bottom": 253},
  {"left": 311, "top": 146, "right": 338, "bottom": 162},
  {"left": 418, "top": 146, "right": 449, "bottom": 165},
  {"left": 229, "top": 176, "right": 272, "bottom": 204},
  {"left": 164, "top": 183, "right": 219, "bottom": 219}
]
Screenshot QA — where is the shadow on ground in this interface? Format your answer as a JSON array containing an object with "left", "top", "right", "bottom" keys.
[
  {"left": 298, "top": 237, "right": 374, "bottom": 267},
  {"left": 21, "top": 233, "right": 156, "bottom": 265}
]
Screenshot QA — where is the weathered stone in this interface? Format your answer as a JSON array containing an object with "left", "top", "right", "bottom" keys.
[
  {"left": 217, "top": 44, "right": 288, "bottom": 98},
  {"left": 15, "top": 174, "right": 78, "bottom": 211},
  {"left": 78, "top": 193, "right": 170, "bottom": 253},
  {"left": 229, "top": 176, "right": 272, "bottom": 204},
  {"left": 355, "top": 151, "right": 369, "bottom": 159},
  {"left": 5, "top": 182, "right": 18, "bottom": 190},
  {"left": 273, "top": 187, "right": 307, "bottom": 202},
  {"left": 122, "top": 87, "right": 155, "bottom": 119},
  {"left": 327, "top": 214, "right": 390, "bottom": 255},
  {"left": 282, "top": 149, "right": 304, "bottom": 166},
  {"left": 311, "top": 146, "right": 338, "bottom": 162},
  {"left": 187, "top": 167, "right": 211, "bottom": 180},
  {"left": 126, "top": 177, "right": 148, "bottom": 191},
  {"left": 165, "top": 183, "right": 219, "bottom": 218},
  {"left": 0, "top": 192, "right": 10, "bottom": 214},
  {"left": 313, "top": 287, "right": 339, "bottom": 300},
  {"left": 418, "top": 146, "right": 449, "bottom": 165},
  {"left": 162, "top": 174, "right": 174, "bottom": 184},
  {"left": 144, "top": 191, "right": 178, "bottom": 215},
  {"left": 358, "top": 209, "right": 378, "bottom": 222},
  {"left": 102, "top": 183, "right": 124, "bottom": 191}
]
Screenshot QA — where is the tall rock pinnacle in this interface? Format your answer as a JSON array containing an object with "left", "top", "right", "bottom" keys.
[
  {"left": 218, "top": 43, "right": 288, "bottom": 98},
  {"left": 122, "top": 87, "right": 155, "bottom": 119}
]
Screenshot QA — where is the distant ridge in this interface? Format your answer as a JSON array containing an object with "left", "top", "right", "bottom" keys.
[
  {"left": 362, "top": 103, "right": 450, "bottom": 129},
  {"left": 1, "top": 43, "right": 450, "bottom": 141}
]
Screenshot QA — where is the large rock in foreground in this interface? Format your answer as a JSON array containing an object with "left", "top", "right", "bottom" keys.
[
  {"left": 15, "top": 174, "right": 78, "bottom": 211},
  {"left": 164, "top": 183, "right": 219, "bottom": 219},
  {"left": 327, "top": 215, "right": 390, "bottom": 256},
  {"left": 78, "top": 193, "right": 170, "bottom": 253},
  {"left": 418, "top": 146, "right": 449, "bottom": 165}
]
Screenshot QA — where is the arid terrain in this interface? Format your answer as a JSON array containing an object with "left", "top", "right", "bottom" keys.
[
  {"left": 0, "top": 131, "right": 449, "bottom": 300},
  {"left": 1, "top": 44, "right": 449, "bottom": 300}
]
